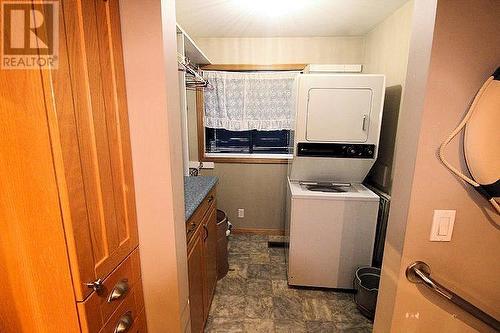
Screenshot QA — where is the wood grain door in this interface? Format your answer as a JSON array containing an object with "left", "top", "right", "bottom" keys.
[
  {"left": 202, "top": 206, "right": 218, "bottom": 318},
  {"left": 188, "top": 230, "right": 205, "bottom": 333},
  {"left": 56, "top": 0, "right": 138, "bottom": 300}
]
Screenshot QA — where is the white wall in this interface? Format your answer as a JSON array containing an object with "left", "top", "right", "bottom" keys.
[
  {"left": 195, "top": 37, "right": 365, "bottom": 64},
  {"left": 364, "top": 0, "right": 415, "bottom": 194}
]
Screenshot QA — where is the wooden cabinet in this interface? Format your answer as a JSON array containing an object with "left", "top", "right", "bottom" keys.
[
  {"left": 202, "top": 206, "right": 218, "bottom": 316},
  {"left": 0, "top": 0, "right": 145, "bottom": 332},
  {"left": 186, "top": 189, "right": 218, "bottom": 333},
  {"left": 187, "top": 230, "right": 206, "bottom": 333},
  {"left": 58, "top": 0, "right": 139, "bottom": 301}
]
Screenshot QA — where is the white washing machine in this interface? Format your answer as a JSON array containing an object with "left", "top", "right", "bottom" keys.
[
  {"left": 286, "top": 71, "right": 385, "bottom": 289},
  {"left": 286, "top": 181, "right": 379, "bottom": 288}
]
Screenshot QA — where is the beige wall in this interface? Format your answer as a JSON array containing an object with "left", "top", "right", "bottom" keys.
[
  {"left": 376, "top": 0, "right": 500, "bottom": 332},
  {"left": 120, "top": 0, "right": 190, "bottom": 331},
  {"left": 364, "top": 0, "right": 414, "bottom": 194},
  {"left": 188, "top": 36, "right": 367, "bottom": 230},
  {"left": 194, "top": 37, "right": 365, "bottom": 65},
  {"left": 188, "top": 9, "right": 418, "bottom": 230}
]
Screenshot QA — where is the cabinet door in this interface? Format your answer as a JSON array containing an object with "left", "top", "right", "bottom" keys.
[
  {"left": 57, "top": 0, "right": 138, "bottom": 299},
  {"left": 202, "top": 206, "right": 218, "bottom": 318},
  {"left": 187, "top": 230, "right": 205, "bottom": 333}
]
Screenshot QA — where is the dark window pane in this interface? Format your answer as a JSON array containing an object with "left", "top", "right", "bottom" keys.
[
  {"left": 206, "top": 128, "right": 251, "bottom": 153},
  {"left": 205, "top": 128, "right": 292, "bottom": 155},
  {"left": 252, "top": 130, "right": 291, "bottom": 154}
]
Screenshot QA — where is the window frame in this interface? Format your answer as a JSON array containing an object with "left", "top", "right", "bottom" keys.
[{"left": 196, "top": 64, "right": 306, "bottom": 164}]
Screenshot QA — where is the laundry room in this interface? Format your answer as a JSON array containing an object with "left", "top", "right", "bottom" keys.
[
  {"left": 176, "top": 0, "right": 414, "bottom": 331},
  {"left": 2, "top": 0, "right": 499, "bottom": 332}
]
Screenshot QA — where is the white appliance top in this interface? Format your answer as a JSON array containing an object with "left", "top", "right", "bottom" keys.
[{"left": 288, "top": 179, "right": 379, "bottom": 201}]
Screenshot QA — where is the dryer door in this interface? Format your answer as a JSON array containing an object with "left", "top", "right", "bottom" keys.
[{"left": 306, "top": 88, "right": 373, "bottom": 142}]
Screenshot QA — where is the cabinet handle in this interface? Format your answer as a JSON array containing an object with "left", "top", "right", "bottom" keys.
[
  {"left": 203, "top": 225, "right": 208, "bottom": 241},
  {"left": 107, "top": 279, "right": 129, "bottom": 303},
  {"left": 114, "top": 311, "right": 133, "bottom": 333},
  {"left": 207, "top": 195, "right": 214, "bottom": 203},
  {"left": 188, "top": 222, "right": 197, "bottom": 232}
]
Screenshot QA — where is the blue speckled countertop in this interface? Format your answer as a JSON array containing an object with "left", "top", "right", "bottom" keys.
[{"left": 184, "top": 176, "right": 218, "bottom": 221}]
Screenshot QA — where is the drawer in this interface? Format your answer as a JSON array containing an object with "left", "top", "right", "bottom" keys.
[
  {"left": 101, "top": 288, "right": 143, "bottom": 333},
  {"left": 129, "top": 309, "right": 147, "bottom": 333},
  {"left": 78, "top": 249, "right": 143, "bottom": 333},
  {"left": 186, "top": 188, "right": 216, "bottom": 241}
]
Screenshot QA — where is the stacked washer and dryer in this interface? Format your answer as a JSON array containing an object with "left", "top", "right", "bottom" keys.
[{"left": 285, "top": 66, "right": 385, "bottom": 289}]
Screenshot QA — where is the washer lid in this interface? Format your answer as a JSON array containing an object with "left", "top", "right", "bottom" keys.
[{"left": 289, "top": 180, "right": 379, "bottom": 201}]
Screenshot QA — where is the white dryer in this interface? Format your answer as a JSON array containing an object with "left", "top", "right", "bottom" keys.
[{"left": 286, "top": 73, "right": 385, "bottom": 289}]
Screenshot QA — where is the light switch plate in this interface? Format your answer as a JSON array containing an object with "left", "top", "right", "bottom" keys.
[{"left": 430, "top": 210, "right": 456, "bottom": 241}]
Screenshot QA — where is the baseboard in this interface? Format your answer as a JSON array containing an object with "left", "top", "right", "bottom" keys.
[{"left": 231, "top": 227, "right": 285, "bottom": 236}]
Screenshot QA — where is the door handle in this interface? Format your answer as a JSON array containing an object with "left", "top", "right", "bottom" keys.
[
  {"left": 114, "top": 311, "right": 133, "bottom": 333},
  {"left": 362, "top": 115, "right": 368, "bottom": 131},
  {"left": 107, "top": 279, "right": 129, "bottom": 303},
  {"left": 203, "top": 224, "right": 209, "bottom": 241}
]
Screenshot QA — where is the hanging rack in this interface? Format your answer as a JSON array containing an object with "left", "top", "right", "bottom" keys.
[{"left": 177, "top": 53, "right": 209, "bottom": 89}]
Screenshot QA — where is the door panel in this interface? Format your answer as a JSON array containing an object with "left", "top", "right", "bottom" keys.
[
  {"left": 203, "top": 206, "right": 218, "bottom": 318},
  {"left": 188, "top": 231, "right": 205, "bottom": 333},
  {"left": 60, "top": 0, "right": 139, "bottom": 299},
  {"left": 306, "top": 88, "right": 372, "bottom": 142}
]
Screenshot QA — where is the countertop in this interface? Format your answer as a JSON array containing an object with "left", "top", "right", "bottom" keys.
[{"left": 184, "top": 176, "right": 218, "bottom": 221}]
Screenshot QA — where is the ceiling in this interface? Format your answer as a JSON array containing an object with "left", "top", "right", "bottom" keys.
[{"left": 176, "top": 0, "right": 410, "bottom": 38}]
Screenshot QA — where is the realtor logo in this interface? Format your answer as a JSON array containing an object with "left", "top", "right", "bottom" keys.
[{"left": 1, "top": 1, "right": 58, "bottom": 69}]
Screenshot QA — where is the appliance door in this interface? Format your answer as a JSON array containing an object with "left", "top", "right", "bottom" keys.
[{"left": 306, "top": 88, "right": 373, "bottom": 142}]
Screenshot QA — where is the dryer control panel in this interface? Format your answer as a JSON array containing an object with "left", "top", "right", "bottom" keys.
[{"left": 297, "top": 143, "right": 375, "bottom": 159}]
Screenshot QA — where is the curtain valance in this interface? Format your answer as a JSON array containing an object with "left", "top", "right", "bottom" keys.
[{"left": 203, "top": 71, "right": 298, "bottom": 131}]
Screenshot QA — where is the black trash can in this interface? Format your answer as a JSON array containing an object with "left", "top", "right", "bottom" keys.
[
  {"left": 216, "top": 209, "right": 229, "bottom": 280},
  {"left": 353, "top": 266, "right": 381, "bottom": 320}
]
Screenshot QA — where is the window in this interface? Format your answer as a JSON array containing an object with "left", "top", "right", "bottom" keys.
[
  {"left": 205, "top": 128, "right": 292, "bottom": 155},
  {"left": 197, "top": 65, "right": 305, "bottom": 163}
]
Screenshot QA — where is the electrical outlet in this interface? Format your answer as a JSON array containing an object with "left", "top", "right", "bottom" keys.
[{"left": 237, "top": 209, "right": 245, "bottom": 218}]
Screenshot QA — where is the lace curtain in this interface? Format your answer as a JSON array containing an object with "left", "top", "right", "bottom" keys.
[{"left": 203, "top": 71, "right": 298, "bottom": 131}]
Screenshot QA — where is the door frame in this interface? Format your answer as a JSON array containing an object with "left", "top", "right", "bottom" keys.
[{"left": 373, "top": 0, "right": 438, "bottom": 331}]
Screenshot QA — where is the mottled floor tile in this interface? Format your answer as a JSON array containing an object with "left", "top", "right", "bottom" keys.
[
  {"left": 270, "top": 263, "right": 287, "bottom": 280},
  {"left": 245, "top": 296, "right": 274, "bottom": 319},
  {"left": 334, "top": 323, "right": 372, "bottom": 333},
  {"left": 229, "top": 240, "right": 267, "bottom": 254},
  {"left": 274, "top": 319, "right": 307, "bottom": 333},
  {"left": 272, "top": 294, "right": 304, "bottom": 320},
  {"left": 302, "top": 298, "right": 335, "bottom": 321},
  {"left": 271, "top": 280, "right": 298, "bottom": 297},
  {"left": 205, "top": 233, "right": 373, "bottom": 333},
  {"left": 205, "top": 317, "right": 245, "bottom": 333},
  {"left": 270, "top": 254, "right": 286, "bottom": 264},
  {"left": 247, "top": 264, "right": 271, "bottom": 280},
  {"left": 246, "top": 279, "right": 273, "bottom": 297},
  {"left": 215, "top": 276, "right": 246, "bottom": 295},
  {"left": 243, "top": 319, "right": 275, "bottom": 333},
  {"left": 305, "top": 320, "right": 337, "bottom": 333},
  {"left": 228, "top": 253, "right": 251, "bottom": 265},
  {"left": 227, "top": 263, "right": 248, "bottom": 279},
  {"left": 268, "top": 247, "right": 285, "bottom": 257},
  {"left": 210, "top": 295, "right": 247, "bottom": 318},
  {"left": 249, "top": 252, "right": 271, "bottom": 264}
]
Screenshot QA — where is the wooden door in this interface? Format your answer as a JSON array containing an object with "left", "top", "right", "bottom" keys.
[
  {"left": 55, "top": 0, "right": 138, "bottom": 300},
  {"left": 202, "top": 206, "right": 218, "bottom": 318},
  {"left": 187, "top": 230, "right": 205, "bottom": 333}
]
